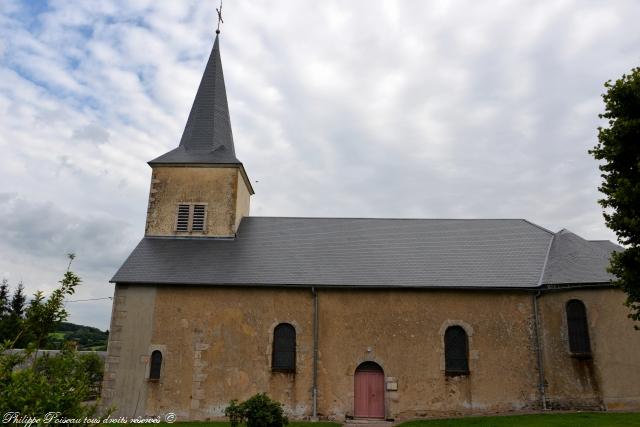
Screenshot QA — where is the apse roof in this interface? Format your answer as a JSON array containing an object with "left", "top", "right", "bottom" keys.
[{"left": 542, "top": 229, "right": 621, "bottom": 285}]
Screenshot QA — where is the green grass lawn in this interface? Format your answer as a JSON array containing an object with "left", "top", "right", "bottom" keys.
[
  {"left": 156, "top": 413, "right": 640, "bottom": 427},
  {"left": 396, "top": 412, "right": 640, "bottom": 427},
  {"left": 162, "top": 423, "right": 340, "bottom": 427},
  {"left": 120, "top": 413, "right": 640, "bottom": 427},
  {"left": 48, "top": 332, "right": 66, "bottom": 339}
]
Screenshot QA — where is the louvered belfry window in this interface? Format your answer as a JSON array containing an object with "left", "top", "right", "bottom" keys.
[
  {"left": 567, "top": 299, "right": 591, "bottom": 357},
  {"left": 175, "top": 203, "right": 207, "bottom": 233},
  {"left": 176, "top": 204, "right": 191, "bottom": 231},
  {"left": 445, "top": 326, "right": 469, "bottom": 375},
  {"left": 272, "top": 323, "right": 296, "bottom": 372},
  {"left": 149, "top": 350, "right": 162, "bottom": 380},
  {"left": 191, "top": 204, "right": 206, "bottom": 231}
]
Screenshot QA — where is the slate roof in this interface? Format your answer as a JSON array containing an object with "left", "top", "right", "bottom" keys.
[
  {"left": 542, "top": 229, "right": 620, "bottom": 285},
  {"left": 149, "top": 35, "right": 241, "bottom": 165},
  {"left": 589, "top": 239, "right": 623, "bottom": 253},
  {"left": 111, "top": 217, "right": 612, "bottom": 289}
]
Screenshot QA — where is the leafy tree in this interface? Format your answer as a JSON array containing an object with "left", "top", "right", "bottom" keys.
[
  {"left": 0, "top": 255, "right": 110, "bottom": 422},
  {"left": 24, "top": 264, "right": 80, "bottom": 350},
  {"left": 0, "top": 279, "right": 8, "bottom": 317},
  {"left": 2, "top": 281, "right": 29, "bottom": 347},
  {"left": 590, "top": 67, "right": 640, "bottom": 326},
  {"left": 10, "top": 282, "right": 26, "bottom": 318},
  {"left": 0, "top": 345, "right": 98, "bottom": 419},
  {"left": 0, "top": 279, "right": 9, "bottom": 339}
]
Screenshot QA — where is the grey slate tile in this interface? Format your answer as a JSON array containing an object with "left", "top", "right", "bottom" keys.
[
  {"left": 113, "top": 217, "right": 559, "bottom": 288},
  {"left": 542, "top": 229, "right": 618, "bottom": 285},
  {"left": 149, "top": 35, "right": 240, "bottom": 165}
]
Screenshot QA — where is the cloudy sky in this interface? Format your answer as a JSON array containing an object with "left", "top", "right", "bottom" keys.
[{"left": 0, "top": 0, "right": 638, "bottom": 330}]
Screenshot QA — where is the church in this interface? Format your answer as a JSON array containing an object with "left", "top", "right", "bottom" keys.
[{"left": 102, "top": 32, "right": 640, "bottom": 421}]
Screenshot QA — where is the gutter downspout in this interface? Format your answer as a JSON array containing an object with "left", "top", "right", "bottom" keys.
[
  {"left": 532, "top": 233, "right": 554, "bottom": 411},
  {"left": 533, "top": 290, "right": 547, "bottom": 410},
  {"left": 312, "top": 287, "right": 319, "bottom": 420}
]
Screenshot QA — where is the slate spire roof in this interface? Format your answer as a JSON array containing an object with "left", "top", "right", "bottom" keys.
[{"left": 149, "top": 35, "right": 241, "bottom": 165}]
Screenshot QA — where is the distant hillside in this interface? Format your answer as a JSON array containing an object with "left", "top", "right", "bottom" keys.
[{"left": 46, "top": 322, "right": 109, "bottom": 351}]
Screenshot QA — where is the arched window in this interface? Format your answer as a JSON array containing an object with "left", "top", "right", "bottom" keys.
[
  {"left": 272, "top": 323, "right": 296, "bottom": 372},
  {"left": 566, "top": 299, "right": 591, "bottom": 357},
  {"left": 445, "top": 326, "right": 469, "bottom": 375},
  {"left": 149, "top": 350, "right": 162, "bottom": 380}
]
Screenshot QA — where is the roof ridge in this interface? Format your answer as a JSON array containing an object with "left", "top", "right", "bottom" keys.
[
  {"left": 521, "top": 219, "right": 555, "bottom": 235},
  {"left": 244, "top": 216, "right": 541, "bottom": 221},
  {"left": 538, "top": 233, "right": 555, "bottom": 286}
]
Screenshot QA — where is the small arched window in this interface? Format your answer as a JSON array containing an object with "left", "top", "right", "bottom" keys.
[
  {"left": 272, "top": 323, "right": 296, "bottom": 372},
  {"left": 566, "top": 299, "right": 591, "bottom": 357},
  {"left": 445, "top": 326, "right": 469, "bottom": 375},
  {"left": 149, "top": 350, "right": 162, "bottom": 380}
]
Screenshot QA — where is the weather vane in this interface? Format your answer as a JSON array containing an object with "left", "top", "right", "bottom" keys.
[{"left": 216, "top": 0, "right": 224, "bottom": 34}]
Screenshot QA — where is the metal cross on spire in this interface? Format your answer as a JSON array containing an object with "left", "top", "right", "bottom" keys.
[{"left": 216, "top": 0, "right": 224, "bottom": 34}]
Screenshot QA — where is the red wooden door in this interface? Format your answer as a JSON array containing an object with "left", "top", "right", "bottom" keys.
[{"left": 354, "top": 364, "right": 385, "bottom": 418}]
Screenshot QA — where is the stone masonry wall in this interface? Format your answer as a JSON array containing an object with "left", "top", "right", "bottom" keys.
[
  {"left": 107, "top": 285, "right": 640, "bottom": 421},
  {"left": 539, "top": 287, "right": 640, "bottom": 411},
  {"left": 101, "top": 284, "right": 157, "bottom": 417},
  {"left": 145, "top": 166, "right": 250, "bottom": 238}
]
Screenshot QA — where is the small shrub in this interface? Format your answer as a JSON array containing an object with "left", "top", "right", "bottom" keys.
[
  {"left": 225, "top": 399, "right": 244, "bottom": 427},
  {"left": 225, "top": 393, "right": 289, "bottom": 427}
]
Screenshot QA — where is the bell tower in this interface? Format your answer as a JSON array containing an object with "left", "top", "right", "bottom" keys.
[{"left": 144, "top": 34, "right": 254, "bottom": 238}]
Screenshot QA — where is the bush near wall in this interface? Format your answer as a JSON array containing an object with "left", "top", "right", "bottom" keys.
[{"left": 225, "top": 393, "right": 289, "bottom": 427}]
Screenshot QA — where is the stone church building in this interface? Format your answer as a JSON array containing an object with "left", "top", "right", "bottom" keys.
[{"left": 102, "top": 34, "right": 640, "bottom": 421}]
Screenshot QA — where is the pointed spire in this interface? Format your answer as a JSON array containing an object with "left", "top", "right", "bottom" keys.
[{"left": 149, "top": 35, "right": 241, "bottom": 165}]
